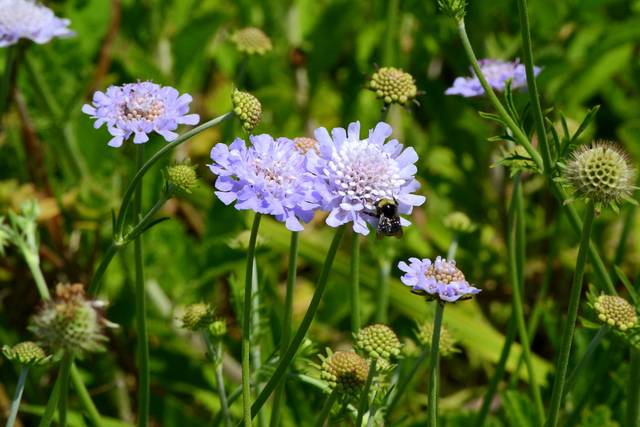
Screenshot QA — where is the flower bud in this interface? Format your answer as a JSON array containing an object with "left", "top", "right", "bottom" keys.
[
  {"left": 166, "top": 163, "right": 198, "bottom": 193},
  {"left": 437, "top": 0, "right": 467, "bottom": 20},
  {"left": 230, "top": 27, "right": 272, "bottom": 55},
  {"left": 182, "top": 303, "right": 216, "bottom": 331},
  {"left": 594, "top": 295, "right": 637, "bottom": 331},
  {"left": 354, "top": 324, "right": 401, "bottom": 361},
  {"left": 232, "top": 89, "right": 262, "bottom": 131},
  {"left": 208, "top": 320, "right": 227, "bottom": 338},
  {"left": 2, "top": 341, "right": 50, "bottom": 367},
  {"left": 416, "top": 322, "right": 459, "bottom": 357},
  {"left": 443, "top": 211, "right": 476, "bottom": 234},
  {"left": 320, "top": 351, "right": 369, "bottom": 396},
  {"left": 368, "top": 67, "right": 418, "bottom": 105}
]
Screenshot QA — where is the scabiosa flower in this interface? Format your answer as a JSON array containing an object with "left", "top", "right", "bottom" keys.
[
  {"left": 232, "top": 89, "right": 262, "bottom": 131},
  {"left": 320, "top": 350, "right": 369, "bottom": 396},
  {"left": 398, "top": 256, "right": 480, "bottom": 302},
  {"left": 306, "top": 122, "right": 425, "bottom": 235},
  {"left": 82, "top": 82, "right": 200, "bottom": 148},
  {"left": 2, "top": 341, "right": 51, "bottom": 367},
  {"left": 443, "top": 211, "right": 476, "bottom": 234},
  {"left": 165, "top": 163, "right": 198, "bottom": 194},
  {"left": 181, "top": 302, "right": 216, "bottom": 331},
  {"left": 354, "top": 324, "right": 401, "bottom": 361},
  {"left": 445, "top": 59, "right": 540, "bottom": 98},
  {"left": 368, "top": 67, "right": 418, "bottom": 105},
  {"left": 209, "top": 134, "right": 318, "bottom": 231},
  {"left": 0, "top": 0, "right": 74, "bottom": 47},
  {"left": 293, "top": 137, "right": 319, "bottom": 154},
  {"left": 230, "top": 27, "right": 272, "bottom": 55},
  {"left": 593, "top": 295, "right": 637, "bottom": 331},
  {"left": 416, "top": 322, "right": 459, "bottom": 357}
]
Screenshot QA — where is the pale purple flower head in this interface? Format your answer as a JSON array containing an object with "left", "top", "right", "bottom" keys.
[
  {"left": 306, "top": 121, "right": 426, "bottom": 235},
  {"left": 0, "top": 0, "right": 74, "bottom": 47},
  {"left": 82, "top": 82, "right": 200, "bottom": 148},
  {"left": 445, "top": 59, "right": 541, "bottom": 98},
  {"left": 398, "top": 256, "right": 481, "bottom": 302},
  {"left": 209, "top": 135, "right": 318, "bottom": 231}
]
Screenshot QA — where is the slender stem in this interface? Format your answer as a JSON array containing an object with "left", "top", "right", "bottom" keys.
[
  {"left": 250, "top": 259, "right": 265, "bottom": 427},
  {"left": 213, "top": 385, "right": 242, "bottom": 427},
  {"left": 613, "top": 205, "right": 635, "bottom": 267},
  {"left": 386, "top": 348, "right": 428, "bottom": 417},
  {"left": 249, "top": 226, "right": 346, "bottom": 420},
  {"left": 314, "top": 390, "right": 338, "bottom": 427},
  {"left": 447, "top": 236, "right": 459, "bottom": 261},
  {"left": 382, "top": 0, "right": 400, "bottom": 65},
  {"left": 38, "top": 370, "right": 62, "bottom": 427},
  {"left": 5, "top": 367, "right": 28, "bottom": 427},
  {"left": 58, "top": 354, "right": 73, "bottom": 427},
  {"left": 545, "top": 202, "right": 596, "bottom": 427},
  {"left": 564, "top": 326, "right": 608, "bottom": 396},
  {"left": 356, "top": 359, "right": 377, "bottom": 427},
  {"left": 350, "top": 230, "right": 361, "bottom": 333},
  {"left": 515, "top": 0, "right": 552, "bottom": 172},
  {"left": 474, "top": 314, "right": 517, "bottom": 427},
  {"left": 374, "top": 258, "right": 391, "bottom": 323},
  {"left": 0, "top": 44, "right": 17, "bottom": 115},
  {"left": 456, "top": 19, "right": 543, "bottom": 171},
  {"left": 115, "top": 112, "right": 234, "bottom": 235},
  {"left": 242, "top": 213, "right": 262, "bottom": 427},
  {"left": 25, "top": 255, "right": 50, "bottom": 300},
  {"left": 70, "top": 365, "right": 102, "bottom": 426},
  {"left": 269, "top": 231, "right": 300, "bottom": 427},
  {"left": 216, "top": 364, "right": 233, "bottom": 427},
  {"left": 133, "top": 145, "right": 150, "bottom": 427},
  {"left": 628, "top": 348, "right": 640, "bottom": 427},
  {"left": 509, "top": 177, "right": 544, "bottom": 425},
  {"left": 428, "top": 303, "right": 444, "bottom": 427}
]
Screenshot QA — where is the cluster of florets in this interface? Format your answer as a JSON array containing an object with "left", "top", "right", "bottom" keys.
[
  {"left": 230, "top": 27, "right": 272, "bottom": 55},
  {"left": 563, "top": 141, "right": 636, "bottom": 208},
  {"left": 181, "top": 302, "right": 217, "bottom": 331},
  {"left": 293, "top": 137, "right": 319, "bottom": 154},
  {"left": 29, "top": 284, "right": 114, "bottom": 356},
  {"left": 0, "top": 0, "right": 74, "bottom": 47},
  {"left": 354, "top": 324, "right": 401, "bottom": 361},
  {"left": 166, "top": 163, "right": 198, "bottom": 194},
  {"left": 320, "top": 350, "right": 369, "bottom": 396},
  {"left": 368, "top": 67, "right": 418, "bottom": 105},
  {"left": 399, "top": 256, "right": 480, "bottom": 302},
  {"left": 593, "top": 295, "right": 637, "bottom": 331},
  {"left": 443, "top": 211, "right": 476, "bottom": 234},
  {"left": 2, "top": 341, "right": 50, "bottom": 367},
  {"left": 232, "top": 89, "right": 262, "bottom": 131},
  {"left": 416, "top": 322, "right": 459, "bottom": 357}
]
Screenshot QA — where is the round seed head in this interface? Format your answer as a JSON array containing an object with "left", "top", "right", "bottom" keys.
[
  {"left": 2, "top": 341, "right": 50, "bottom": 366},
  {"left": 166, "top": 163, "right": 198, "bottom": 193},
  {"left": 182, "top": 303, "right": 216, "bottom": 331},
  {"left": 594, "top": 295, "right": 637, "bottom": 331},
  {"left": 368, "top": 67, "right": 418, "bottom": 105},
  {"left": 564, "top": 141, "right": 636, "bottom": 207},
  {"left": 293, "top": 137, "right": 319, "bottom": 154},
  {"left": 355, "top": 324, "right": 401, "bottom": 361},
  {"left": 320, "top": 351, "right": 369, "bottom": 396},
  {"left": 230, "top": 27, "right": 272, "bottom": 55},
  {"left": 443, "top": 211, "right": 476, "bottom": 234},
  {"left": 416, "top": 322, "right": 458, "bottom": 357},
  {"left": 232, "top": 89, "right": 262, "bottom": 131}
]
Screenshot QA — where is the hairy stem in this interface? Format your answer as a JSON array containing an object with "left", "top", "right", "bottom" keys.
[
  {"left": 428, "top": 303, "right": 444, "bottom": 427},
  {"left": 57, "top": 354, "right": 73, "bottom": 427},
  {"left": 356, "top": 359, "right": 377, "bottom": 427},
  {"left": 351, "top": 230, "right": 361, "bottom": 333}
]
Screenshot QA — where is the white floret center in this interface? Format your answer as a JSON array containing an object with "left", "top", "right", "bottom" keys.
[
  {"left": 119, "top": 93, "right": 165, "bottom": 124},
  {"left": 0, "top": 1, "right": 49, "bottom": 33}
]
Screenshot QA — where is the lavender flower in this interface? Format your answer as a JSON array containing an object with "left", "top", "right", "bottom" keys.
[
  {"left": 209, "top": 135, "right": 317, "bottom": 231},
  {"left": 0, "top": 0, "right": 74, "bottom": 47},
  {"left": 82, "top": 82, "right": 200, "bottom": 148},
  {"left": 398, "top": 256, "right": 480, "bottom": 302},
  {"left": 306, "top": 121, "right": 425, "bottom": 235},
  {"left": 445, "top": 59, "right": 541, "bottom": 98}
]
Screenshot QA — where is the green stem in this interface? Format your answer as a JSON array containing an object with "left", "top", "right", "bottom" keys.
[
  {"left": 38, "top": 370, "right": 62, "bottom": 427},
  {"left": 70, "top": 365, "right": 102, "bottom": 426},
  {"left": 5, "top": 367, "right": 28, "bottom": 427},
  {"left": 382, "top": 0, "right": 400, "bottom": 65},
  {"left": 386, "top": 348, "right": 428, "bottom": 418},
  {"left": 374, "top": 258, "right": 391, "bottom": 323},
  {"left": 0, "top": 44, "right": 18, "bottom": 115},
  {"left": 25, "top": 255, "right": 50, "bottom": 300},
  {"left": 249, "top": 227, "right": 346, "bottom": 420},
  {"left": 515, "top": 0, "right": 552, "bottom": 172},
  {"left": 216, "top": 364, "right": 233, "bottom": 427},
  {"left": 115, "top": 112, "right": 234, "bottom": 236},
  {"left": 242, "top": 214, "right": 262, "bottom": 427},
  {"left": 428, "top": 303, "right": 444, "bottom": 427},
  {"left": 133, "top": 145, "right": 150, "bottom": 427},
  {"left": 509, "top": 176, "right": 544, "bottom": 425},
  {"left": 545, "top": 202, "right": 596, "bottom": 427},
  {"left": 613, "top": 205, "right": 635, "bottom": 267},
  {"left": 447, "top": 236, "right": 459, "bottom": 261},
  {"left": 314, "top": 390, "right": 338, "bottom": 427},
  {"left": 564, "top": 326, "right": 608, "bottom": 397},
  {"left": 356, "top": 359, "right": 377, "bottom": 427},
  {"left": 58, "top": 354, "right": 73, "bottom": 427},
  {"left": 350, "top": 230, "right": 361, "bottom": 333},
  {"left": 628, "top": 348, "right": 640, "bottom": 427},
  {"left": 269, "top": 231, "right": 300, "bottom": 427}
]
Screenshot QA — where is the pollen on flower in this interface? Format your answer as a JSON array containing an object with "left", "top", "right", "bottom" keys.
[
  {"left": 0, "top": 0, "right": 74, "bottom": 47},
  {"left": 293, "top": 137, "right": 319, "bottom": 154}
]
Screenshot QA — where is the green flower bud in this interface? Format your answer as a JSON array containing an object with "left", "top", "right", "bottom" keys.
[
  {"left": 232, "top": 89, "right": 262, "bottom": 131},
  {"left": 354, "top": 324, "right": 401, "bottom": 361},
  {"left": 594, "top": 295, "right": 637, "bottom": 331},
  {"left": 182, "top": 303, "right": 216, "bottom": 331},
  {"left": 320, "top": 351, "right": 369, "bottom": 396},
  {"left": 208, "top": 320, "right": 227, "bottom": 338},
  {"left": 293, "top": 137, "right": 319, "bottom": 155},
  {"left": 437, "top": 0, "right": 467, "bottom": 20},
  {"left": 2, "top": 341, "right": 50, "bottom": 367},
  {"left": 443, "top": 211, "right": 476, "bottom": 234},
  {"left": 564, "top": 141, "right": 636, "bottom": 208},
  {"left": 368, "top": 67, "right": 418, "bottom": 105},
  {"left": 166, "top": 164, "right": 198, "bottom": 193},
  {"left": 230, "top": 27, "right": 273, "bottom": 56},
  {"left": 416, "top": 322, "right": 458, "bottom": 357}
]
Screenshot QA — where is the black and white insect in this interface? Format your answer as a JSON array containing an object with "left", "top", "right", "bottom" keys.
[{"left": 374, "top": 198, "right": 403, "bottom": 239}]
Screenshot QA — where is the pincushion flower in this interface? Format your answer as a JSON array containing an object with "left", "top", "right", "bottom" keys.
[
  {"left": 398, "top": 256, "right": 480, "bottom": 302},
  {"left": 82, "top": 82, "right": 200, "bottom": 148},
  {"left": 0, "top": 0, "right": 74, "bottom": 47},
  {"left": 306, "top": 121, "right": 425, "bottom": 235},
  {"left": 209, "top": 134, "right": 318, "bottom": 231},
  {"left": 445, "top": 59, "right": 541, "bottom": 98}
]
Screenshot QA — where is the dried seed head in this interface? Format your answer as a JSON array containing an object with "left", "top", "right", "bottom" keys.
[
  {"left": 182, "top": 303, "right": 216, "bottom": 331},
  {"left": 166, "top": 163, "right": 198, "bottom": 193},
  {"left": 594, "top": 295, "right": 637, "bottom": 331},
  {"left": 2, "top": 341, "right": 50, "bottom": 366},
  {"left": 354, "top": 324, "right": 401, "bottom": 361},
  {"left": 230, "top": 27, "right": 272, "bottom": 55},
  {"left": 564, "top": 141, "right": 636, "bottom": 207},
  {"left": 368, "top": 67, "right": 418, "bottom": 105},
  {"left": 232, "top": 89, "right": 262, "bottom": 131},
  {"left": 416, "top": 322, "right": 458, "bottom": 357},
  {"left": 293, "top": 137, "right": 319, "bottom": 154},
  {"left": 443, "top": 211, "right": 476, "bottom": 234},
  {"left": 320, "top": 351, "right": 369, "bottom": 396}
]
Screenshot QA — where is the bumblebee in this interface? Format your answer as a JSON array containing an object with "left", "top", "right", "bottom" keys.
[{"left": 374, "top": 198, "right": 403, "bottom": 239}]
